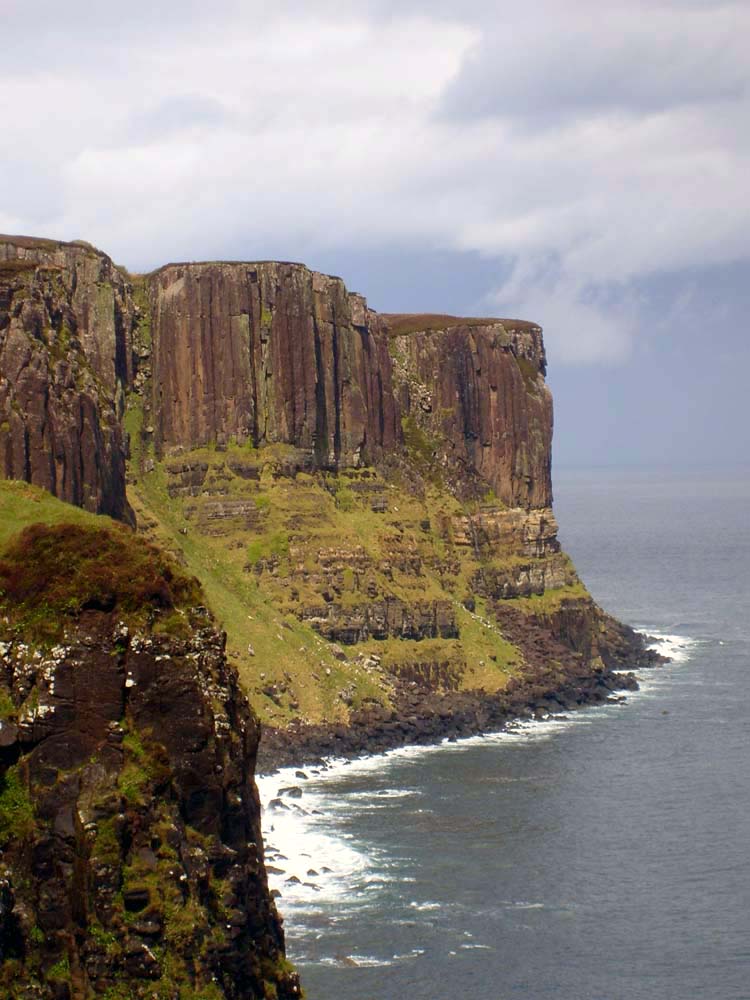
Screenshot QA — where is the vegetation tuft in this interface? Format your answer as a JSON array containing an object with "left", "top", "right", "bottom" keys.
[
  {"left": 515, "top": 355, "right": 541, "bottom": 391},
  {"left": 0, "top": 766, "right": 35, "bottom": 847},
  {"left": 401, "top": 415, "right": 443, "bottom": 483},
  {"left": 0, "top": 521, "right": 201, "bottom": 637}
]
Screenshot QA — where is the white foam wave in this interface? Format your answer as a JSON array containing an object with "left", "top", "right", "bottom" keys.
[
  {"left": 258, "top": 626, "right": 700, "bottom": 917},
  {"left": 641, "top": 630, "right": 700, "bottom": 664},
  {"left": 617, "top": 629, "right": 700, "bottom": 701},
  {"left": 349, "top": 788, "right": 421, "bottom": 800},
  {"left": 258, "top": 767, "right": 374, "bottom": 908},
  {"left": 318, "top": 954, "right": 395, "bottom": 967}
]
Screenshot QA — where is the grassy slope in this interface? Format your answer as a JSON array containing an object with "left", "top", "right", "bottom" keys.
[
  {"left": 125, "top": 402, "right": 384, "bottom": 726},
  {"left": 0, "top": 440, "right": 587, "bottom": 731},
  {"left": 124, "top": 392, "right": 587, "bottom": 727},
  {"left": 0, "top": 480, "right": 112, "bottom": 547},
  {"left": 0, "top": 481, "right": 202, "bottom": 643}
]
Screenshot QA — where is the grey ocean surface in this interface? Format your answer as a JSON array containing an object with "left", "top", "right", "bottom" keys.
[{"left": 260, "top": 466, "right": 750, "bottom": 1000}]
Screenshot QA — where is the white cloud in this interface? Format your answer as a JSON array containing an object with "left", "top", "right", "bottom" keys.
[
  {"left": 1, "top": 0, "right": 748, "bottom": 364},
  {"left": 441, "top": 2, "right": 750, "bottom": 118},
  {"left": 486, "top": 262, "right": 638, "bottom": 365}
]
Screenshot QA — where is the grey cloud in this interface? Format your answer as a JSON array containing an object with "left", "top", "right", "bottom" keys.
[
  {"left": 439, "top": 4, "right": 750, "bottom": 122},
  {"left": 2, "top": 0, "right": 748, "bottom": 377},
  {"left": 1, "top": 0, "right": 242, "bottom": 74}
]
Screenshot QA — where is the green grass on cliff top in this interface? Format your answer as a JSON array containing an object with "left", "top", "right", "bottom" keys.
[
  {"left": 0, "top": 480, "right": 107, "bottom": 548},
  {"left": 0, "top": 481, "right": 201, "bottom": 639},
  {"left": 383, "top": 314, "right": 541, "bottom": 336}
]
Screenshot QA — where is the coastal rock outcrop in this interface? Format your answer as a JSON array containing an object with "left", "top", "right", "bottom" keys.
[
  {"left": 0, "top": 521, "right": 300, "bottom": 999},
  {"left": 0, "top": 232, "right": 653, "bottom": 773},
  {"left": 0, "top": 236, "right": 135, "bottom": 522},
  {"left": 0, "top": 234, "right": 659, "bottom": 997}
]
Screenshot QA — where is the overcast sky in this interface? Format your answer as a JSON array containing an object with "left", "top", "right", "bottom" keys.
[{"left": 2, "top": 0, "right": 748, "bottom": 468}]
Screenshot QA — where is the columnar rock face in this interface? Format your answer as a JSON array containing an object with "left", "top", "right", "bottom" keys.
[
  {"left": 0, "top": 236, "right": 134, "bottom": 521},
  {"left": 389, "top": 316, "right": 553, "bottom": 508},
  {"left": 148, "top": 262, "right": 400, "bottom": 468},
  {"left": 0, "top": 237, "right": 556, "bottom": 522}
]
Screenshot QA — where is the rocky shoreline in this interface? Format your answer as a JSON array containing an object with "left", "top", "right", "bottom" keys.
[{"left": 257, "top": 628, "right": 666, "bottom": 774}]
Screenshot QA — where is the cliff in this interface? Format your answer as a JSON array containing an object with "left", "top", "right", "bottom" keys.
[
  {"left": 0, "top": 239, "right": 652, "bottom": 746},
  {"left": 0, "top": 492, "right": 301, "bottom": 999},
  {"left": 0, "top": 236, "right": 656, "bottom": 991},
  {"left": 388, "top": 314, "right": 552, "bottom": 508},
  {"left": 0, "top": 237, "right": 135, "bottom": 523},
  {"left": 141, "top": 264, "right": 549, "bottom": 512},
  {"left": 0, "top": 238, "right": 550, "bottom": 516}
]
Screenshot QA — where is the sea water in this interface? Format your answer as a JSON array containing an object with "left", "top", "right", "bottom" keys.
[{"left": 257, "top": 466, "right": 750, "bottom": 1000}]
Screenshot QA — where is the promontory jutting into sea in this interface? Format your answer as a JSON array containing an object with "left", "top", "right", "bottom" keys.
[{"left": 0, "top": 235, "right": 747, "bottom": 999}]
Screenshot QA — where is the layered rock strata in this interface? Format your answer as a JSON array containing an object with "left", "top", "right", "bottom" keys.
[{"left": 0, "top": 236, "right": 135, "bottom": 521}]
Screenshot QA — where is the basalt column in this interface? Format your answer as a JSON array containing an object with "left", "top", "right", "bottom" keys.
[
  {"left": 148, "top": 262, "right": 400, "bottom": 468},
  {"left": 0, "top": 236, "right": 135, "bottom": 521},
  {"left": 389, "top": 317, "right": 553, "bottom": 509}
]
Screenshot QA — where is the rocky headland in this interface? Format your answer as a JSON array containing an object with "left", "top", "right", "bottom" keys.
[
  {"left": 0, "top": 504, "right": 301, "bottom": 999},
  {"left": 0, "top": 233, "right": 662, "bottom": 995}
]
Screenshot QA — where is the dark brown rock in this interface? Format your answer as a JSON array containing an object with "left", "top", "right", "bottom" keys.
[
  {"left": 389, "top": 317, "right": 552, "bottom": 508},
  {"left": 148, "top": 262, "right": 400, "bottom": 469},
  {"left": 0, "top": 235, "right": 136, "bottom": 522},
  {"left": 0, "top": 612, "right": 301, "bottom": 999}
]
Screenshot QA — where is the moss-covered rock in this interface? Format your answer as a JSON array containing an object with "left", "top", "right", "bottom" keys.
[{"left": 0, "top": 506, "right": 301, "bottom": 999}]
